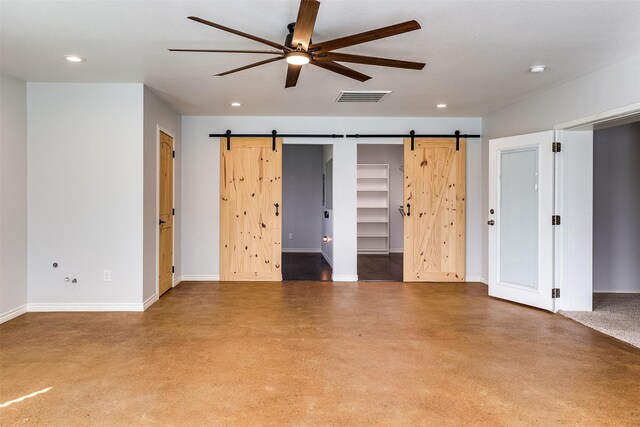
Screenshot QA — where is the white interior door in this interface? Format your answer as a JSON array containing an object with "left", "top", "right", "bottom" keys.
[{"left": 488, "top": 131, "right": 555, "bottom": 311}]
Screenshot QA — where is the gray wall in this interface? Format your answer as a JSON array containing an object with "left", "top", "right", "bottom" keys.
[
  {"left": 593, "top": 122, "right": 640, "bottom": 292},
  {"left": 0, "top": 72, "right": 28, "bottom": 320},
  {"left": 282, "top": 145, "right": 323, "bottom": 252},
  {"left": 357, "top": 144, "right": 404, "bottom": 252}
]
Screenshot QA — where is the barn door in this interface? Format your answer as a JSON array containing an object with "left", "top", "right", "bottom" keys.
[
  {"left": 403, "top": 138, "right": 466, "bottom": 282},
  {"left": 158, "top": 131, "right": 174, "bottom": 296},
  {"left": 220, "top": 137, "right": 283, "bottom": 281}
]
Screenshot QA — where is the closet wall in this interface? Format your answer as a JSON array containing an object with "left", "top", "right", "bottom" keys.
[{"left": 357, "top": 144, "right": 404, "bottom": 252}]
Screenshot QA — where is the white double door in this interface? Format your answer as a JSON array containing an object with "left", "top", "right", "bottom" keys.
[{"left": 488, "top": 131, "right": 556, "bottom": 311}]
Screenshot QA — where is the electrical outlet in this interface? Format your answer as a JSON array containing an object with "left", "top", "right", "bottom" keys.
[
  {"left": 288, "top": 233, "right": 293, "bottom": 240},
  {"left": 103, "top": 270, "right": 111, "bottom": 282}
]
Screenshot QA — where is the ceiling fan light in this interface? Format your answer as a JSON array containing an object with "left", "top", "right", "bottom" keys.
[{"left": 285, "top": 51, "right": 311, "bottom": 65}]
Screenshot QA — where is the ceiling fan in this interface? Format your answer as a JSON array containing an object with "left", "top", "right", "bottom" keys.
[{"left": 169, "top": 0, "right": 426, "bottom": 88}]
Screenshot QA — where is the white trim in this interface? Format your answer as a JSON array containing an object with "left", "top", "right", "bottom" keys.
[
  {"left": 173, "top": 277, "right": 182, "bottom": 287},
  {"left": 465, "top": 276, "right": 488, "bottom": 285},
  {"left": 389, "top": 248, "right": 404, "bottom": 253},
  {"left": 180, "top": 275, "right": 220, "bottom": 281},
  {"left": 27, "top": 303, "right": 144, "bottom": 312},
  {"left": 0, "top": 305, "right": 28, "bottom": 324},
  {"left": 143, "top": 294, "right": 158, "bottom": 310},
  {"left": 321, "top": 250, "right": 333, "bottom": 268},
  {"left": 332, "top": 274, "right": 358, "bottom": 282},
  {"left": 554, "top": 101, "right": 640, "bottom": 130},
  {"left": 282, "top": 248, "right": 321, "bottom": 253}
]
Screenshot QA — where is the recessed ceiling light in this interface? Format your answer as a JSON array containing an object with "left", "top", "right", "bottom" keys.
[
  {"left": 230, "top": 102, "right": 241, "bottom": 107},
  {"left": 63, "top": 55, "right": 86, "bottom": 63},
  {"left": 436, "top": 104, "right": 447, "bottom": 109},
  {"left": 529, "top": 65, "right": 545, "bottom": 73}
]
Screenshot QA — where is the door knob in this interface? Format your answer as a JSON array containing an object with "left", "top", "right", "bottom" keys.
[{"left": 487, "top": 220, "right": 495, "bottom": 226}]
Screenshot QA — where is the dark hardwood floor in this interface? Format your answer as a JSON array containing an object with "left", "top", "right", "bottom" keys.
[
  {"left": 358, "top": 253, "right": 403, "bottom": 281},
  {"left": 282, "top": 252, "right": 332, "bottom": 281},
  {"left": 283, "top": 252, "right": 403, "bottom": 281}
]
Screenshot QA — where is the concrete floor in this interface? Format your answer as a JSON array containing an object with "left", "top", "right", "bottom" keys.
[{"left": 1, "top": 281, "right": 639, "bottom": 425}]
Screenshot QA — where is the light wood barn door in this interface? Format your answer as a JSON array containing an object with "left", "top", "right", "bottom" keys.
[
  {"left": 404, "top": 138, "right": 466, "bottom": 282},
  {"left": 159, "top": 131, "right": 174, "bottom": 296},
  {"left": 220, "top": 137, "right": 283, "bottom": 281}
]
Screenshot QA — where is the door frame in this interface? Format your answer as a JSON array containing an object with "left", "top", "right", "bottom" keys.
[
  {"left": 552, "top": 101, "right": 640, "bottom": 311},
  {"left": 156, "top": 126, "right": 176, "bottom": 297}
]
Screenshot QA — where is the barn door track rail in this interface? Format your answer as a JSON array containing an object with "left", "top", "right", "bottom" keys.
[{"left": 210, "top": 130, "right": 481, "bottom": 151}]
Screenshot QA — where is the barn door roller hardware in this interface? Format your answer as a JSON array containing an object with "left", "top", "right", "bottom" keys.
[
  {"left": 346, "top": 130, "right": 480, "bottom": 151},
  {"left": 211, "top": 130, "right": 480, "bottom": 150},
  {"left": 213, "top": 130, "right": 343, "bottom": 150}
]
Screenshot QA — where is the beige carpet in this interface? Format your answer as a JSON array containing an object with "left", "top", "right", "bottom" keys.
[{"left": 561, "top": 293, "right": 640, "bottom": 348}]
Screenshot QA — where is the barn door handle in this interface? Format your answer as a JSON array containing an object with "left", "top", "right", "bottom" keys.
[
  {"left": 274, "top": 203, "right": 280, "bottom": 216},
  {"left": 406, "top": 203, "right": 411, "bottom": 216}
]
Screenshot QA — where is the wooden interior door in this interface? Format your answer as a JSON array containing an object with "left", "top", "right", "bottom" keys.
[
  {"left": 220, "top": 137, "right": 283, "bottom": 281},
  {"left": 159, "top": 131, "right": 174, "bottom": 296},
  {"left": 403, "top": 138, "right": 466, "bottom": 281}
]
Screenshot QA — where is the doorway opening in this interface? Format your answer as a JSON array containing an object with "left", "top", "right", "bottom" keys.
[
  {"left": 281, "top": 144, "right": 333, "bottom": 281},
  {"left": 356, "top": 144, "right": 404, "bottom": 281},
  {"left": 561, "top": 118, "right": 640, "bottom": 347}
]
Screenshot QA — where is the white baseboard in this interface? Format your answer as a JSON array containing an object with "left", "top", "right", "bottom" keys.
[
  {"left": 321, "top": 250, "right": 333, "bottom": 268},
  {"left": 143, "top": 293, "right": 158, "bottom": 310},
  {"left": 180, "top": 275, "right": 220, "bottom": 281},
  {"left": 594, "top": 290, "right": 640, "bottom": 294},
  {"left": 173, "top": 277, "right": 182, "bottom": 287},
  {"left": 0, "top": 304, "right": 28, "bottom": 324},
  {"left": 389, "top": 248, "right": 404, "bottom": 253},
  {"left": 332, "top": 274, "right": 358, "bottom": 282},
  {"left": 282, "top": 248, "right": 321, "bottom": 253},
  {"left": 465, "top": 276, "right": 488, "bottom": 285},
  {"left": 27, "top": 303, "right": 145, "bottom": 312}
]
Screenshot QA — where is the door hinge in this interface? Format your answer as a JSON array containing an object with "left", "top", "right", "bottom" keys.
[
  {"left": 552, "top": 288, "right": 560, "bottom": 298},
  {"left": 172, "top": 208, "right": 175, "bottom": 216},
  {"left": 552, "top": 142, "right": 561, "bottom": 153},
  {"left": 552, "top": 215, "right": 561, "bottom": 225},
  {"left": 172, "top": 150, "right": 175, "bottom": 158},
  {"left": 172, "top": 266, "right": 175, "bottom": 274}
]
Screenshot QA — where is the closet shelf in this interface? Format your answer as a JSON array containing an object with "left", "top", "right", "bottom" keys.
[{"left": 357, "top": 163, "right": 390, "bottom": 254}]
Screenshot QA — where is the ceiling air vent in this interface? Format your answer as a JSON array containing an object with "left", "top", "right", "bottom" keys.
[{"left": 335, "top": 90, "right": 391, "bottom": 103}]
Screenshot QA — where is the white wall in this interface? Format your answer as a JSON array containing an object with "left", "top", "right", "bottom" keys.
[
  {"left": 593, "top": 122, "right": 640, "bottom": 293},
  {"left": 181, "top": 116, "right": 483, "bottom": 281},
  {"left": 143, "top": 87, "right": 181, "bottom": 301},
  {"left": 0, "top": 73, "right": 28, "bottom": 322},
  {"left": 282, "top": 145, "right": 323, "bottom": 252},
  {"left": 27, "top": 83, "right": 145, "bottom": 310},
  {"left": 357, "top": 144, "right": 404, "bottom": 252}
]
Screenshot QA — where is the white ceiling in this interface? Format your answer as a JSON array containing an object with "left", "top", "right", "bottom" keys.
[{"left": 2, "top": 0, "right": 640, "bottom": 117}]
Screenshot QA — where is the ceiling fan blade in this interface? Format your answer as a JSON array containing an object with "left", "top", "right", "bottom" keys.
[
  {"left": 285, "top": 64, "right": 303, "bottom": 88},
  {"left": 188, "top": 16, "right": 288, "bottom": 51},
  {"left": 309, "top": 20, "right": 421, "bottom": 53},
  {"left": 169, "top": 49, "right": 283, "bottom": 55},
  {"left": 310, "top": 60, "right": 371, "bottom": 82},
  {"left": 316, "top": 52, "right": 425, "bottom": 70},
  {"left": 292, "top": 0, "right": 320, "bottom": 50},
  {"left": 215, "top": 56, "right": 284, "bottom": 77}
]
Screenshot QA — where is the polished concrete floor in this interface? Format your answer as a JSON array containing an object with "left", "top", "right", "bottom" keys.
[{"left": 1, "top": 281, "right": 639, "bottom": 425}]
